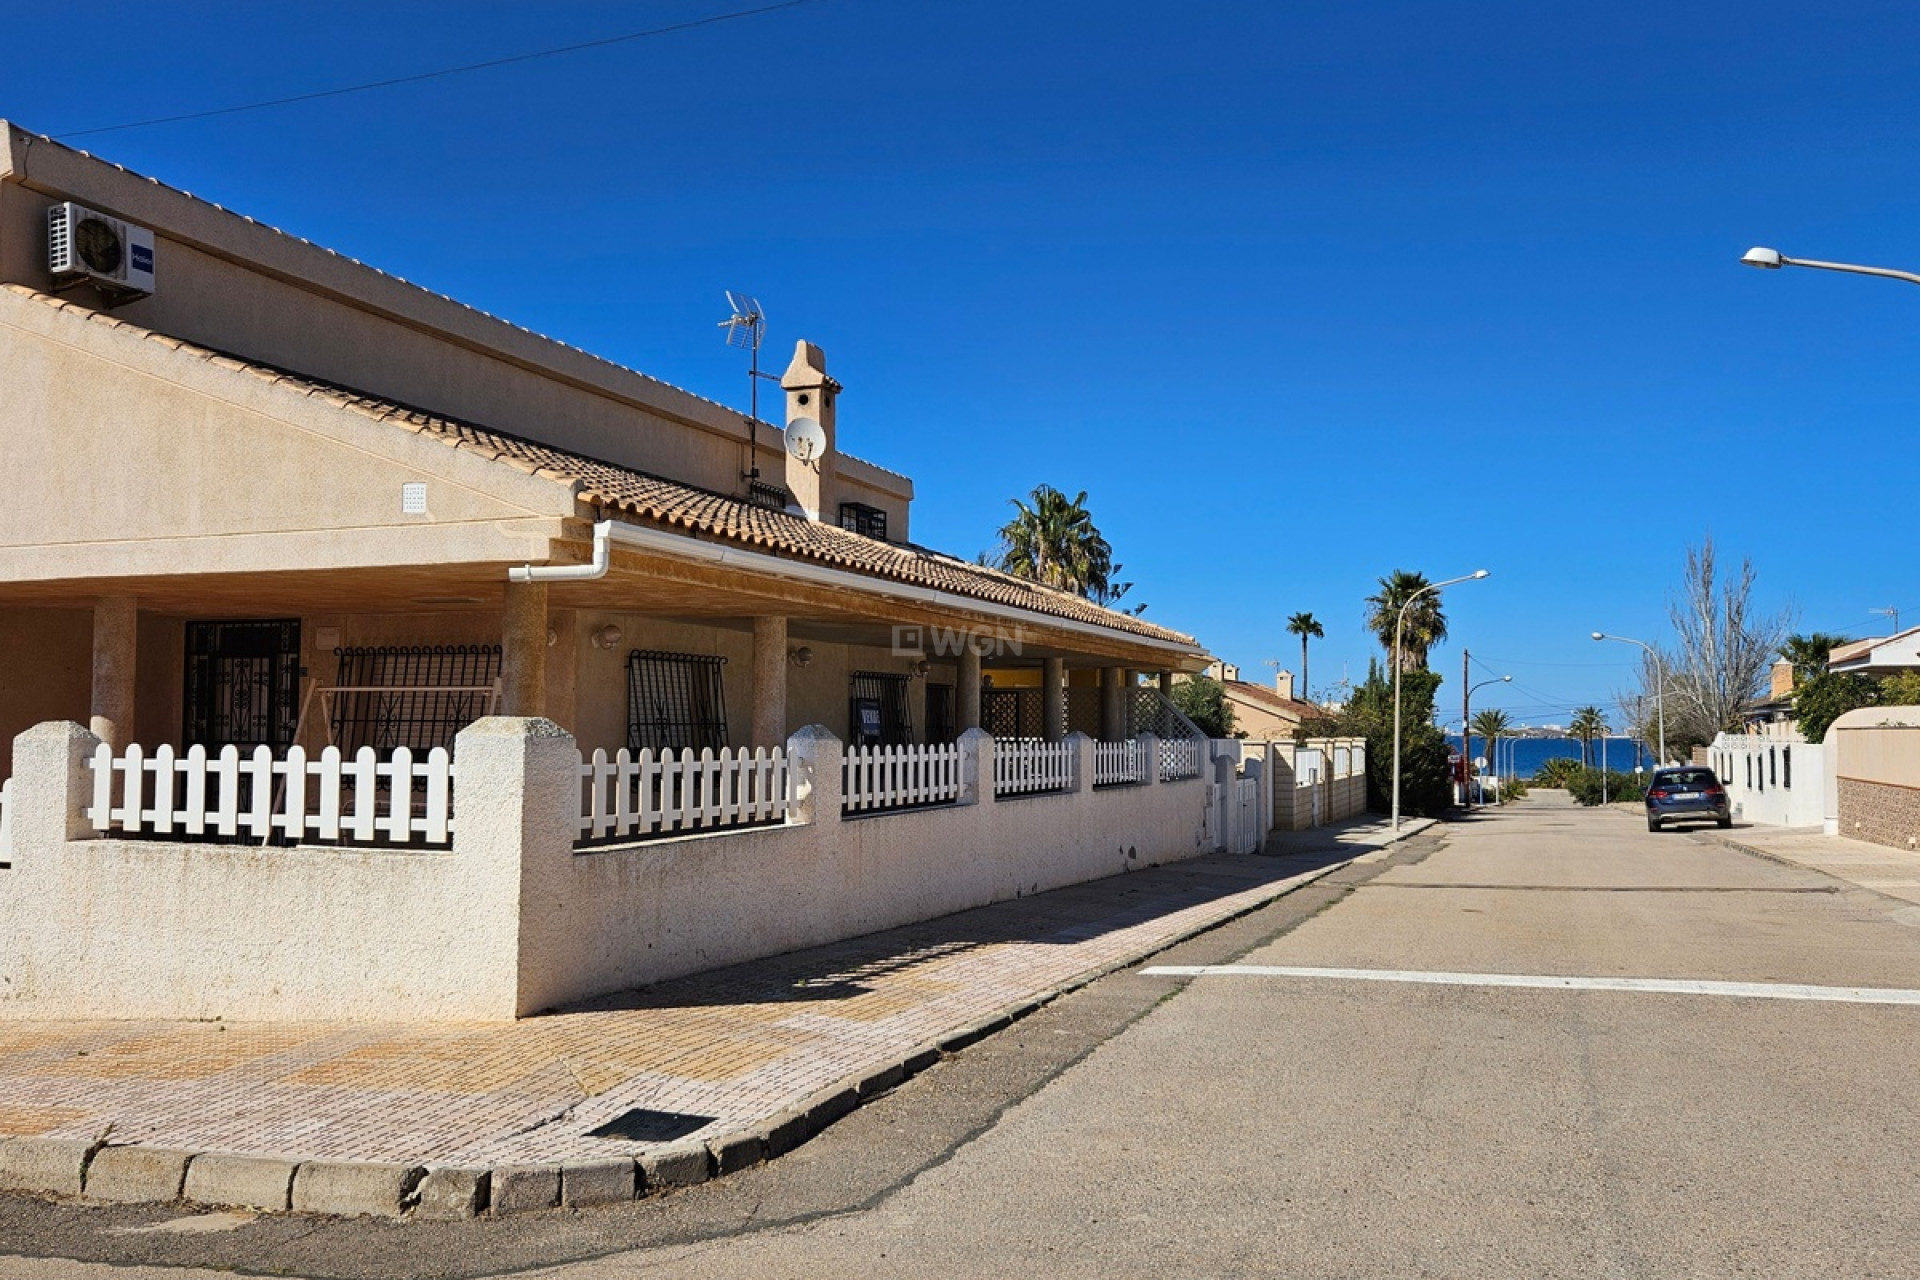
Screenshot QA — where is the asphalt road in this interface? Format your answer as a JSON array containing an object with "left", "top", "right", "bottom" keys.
[{"left": 8, "top": 798, "right": 1920, "bottom": 1279}]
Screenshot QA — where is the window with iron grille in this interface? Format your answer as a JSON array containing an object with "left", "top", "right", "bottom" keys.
[
  {"left": 184, "top": 619, "right": 302, "bottom": 752},
  {"left": 628, "top": 651, "right": 729, "bottom": 752},
  {"left": 331, "top": 645, "right": 502, "bottom": 755},
  {"left": 925, "top": 682, "right": 956, "bottom": 743},
  {"left": 838, "top": 502, "right": 888, "bottom": 540},
  {"left": 849, "top": 672, "right": 914, "bottom": 745}
]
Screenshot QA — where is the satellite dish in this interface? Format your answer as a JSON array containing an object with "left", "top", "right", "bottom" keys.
[{"left": 784, "top": 416, "right": 826, "bottom": 463}]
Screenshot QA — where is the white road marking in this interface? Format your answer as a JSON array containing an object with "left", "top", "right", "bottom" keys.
[{"left": 1138, "top": 964, "right": 1920, "bottom": 1006}]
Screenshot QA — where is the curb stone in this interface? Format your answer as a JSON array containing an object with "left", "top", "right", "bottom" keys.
[
  {"left": 707, "top": 1131, "right": 764, "bottom": 1176},
  {"left": 560, "top": 1158, "right": 635, "bottom": 1207},
  {"left": 637, "top": 1141, "right": 710, "bottom": 1191},
  {"left": 488, "top": 1163, "right": 560, "bottom": 1215},
  {"left": 291, "top": 1161, "right": 425, "bottom": 1218},
  {"left": 414, "top": 1167, "right": 489, "bottom": 1220},
  {"left": 84, "top": 1145, "right": 192, "bottom": 1203},
  {"left": 0, "top": 1137, "right": 98, "bottom": 1198},
  {"left": 183, "top": 1153, "right": 297, "bottom": 1211}
]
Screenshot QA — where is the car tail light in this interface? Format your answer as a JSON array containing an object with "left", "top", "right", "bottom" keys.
[{"left": 1649, "top": 788, "right": 1671, "bottom": 800}]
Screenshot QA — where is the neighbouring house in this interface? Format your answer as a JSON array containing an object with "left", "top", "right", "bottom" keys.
[
  {"left": 1827, "top": 627, "right": 1920, "bottom": 677},
  {"left": 1214, "top": 666, "right": 1320, "bottom": 741},
  {"left": 0, "top": 123, "right": 1254, "bottom": 1021}
]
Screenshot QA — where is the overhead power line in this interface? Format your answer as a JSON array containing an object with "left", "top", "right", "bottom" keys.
[{"left": 56, "top": 0, "right": 825, "bottom": 139}]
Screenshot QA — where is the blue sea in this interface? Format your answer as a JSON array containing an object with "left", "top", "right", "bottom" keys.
[{"left": 1446, "top": 733, "right": 1656, "bottom": 779}]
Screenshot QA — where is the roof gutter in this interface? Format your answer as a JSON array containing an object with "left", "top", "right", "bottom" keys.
[{"left": 507, "top": 519, "right": 1205, "bottom": 663}]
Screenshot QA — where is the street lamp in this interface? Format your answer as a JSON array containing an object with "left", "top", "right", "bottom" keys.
[
  {"left": 1392, "top": 569, "right": 1491, "bottom": 831},
  {"left": 1592, "top": 631, "right": 1666, "bottom": 765},
  {"left": 1741, "top": 247, "right": 1920, "bottom": 288},
  {"left": 1463, "top": 674, "right": 1512, "bottom": 808}
]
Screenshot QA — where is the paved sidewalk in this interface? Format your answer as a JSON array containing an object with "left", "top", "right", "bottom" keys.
[
  {"left": 1706, "top": 824, "right": 1920, "bottom": 906},
  {"left": 0, "top": 816, "right": 1433, "bottom": 1217}
]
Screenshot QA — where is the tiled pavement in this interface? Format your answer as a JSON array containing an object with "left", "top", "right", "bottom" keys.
[{"left": 0, "top": 820, "right": 1426, "bottom": 1191}]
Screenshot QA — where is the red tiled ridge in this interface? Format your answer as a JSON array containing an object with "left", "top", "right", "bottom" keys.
[{"left": 6, "top": 286, "right": 1197, "bottom": 648}]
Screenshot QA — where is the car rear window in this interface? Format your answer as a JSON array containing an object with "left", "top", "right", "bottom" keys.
[{"left": 1658, "top": 769, "right": 1716, "bottom": 787}]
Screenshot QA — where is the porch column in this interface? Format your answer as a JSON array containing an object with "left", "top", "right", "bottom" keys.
[
  {"left": 957, "top": 646, "right": 982, "bottom": 733},
  {"left": 1159, "top": 670, "right": 1173, "bottom": 696},
  {"left": 1100, "top": 666, "right": 1125, "bottom": 740},
  {"left": 1042, "top": 655, "right": 1066, "bottom": 741},
  {"left": 90, "top": 595, "right": 137, "bottom": 748},
  {"left": 752, "top": 615, "right": 788, "bottom": 748},
  {"left": 501, "top": 580, "right": 549, "bottom": 716}
]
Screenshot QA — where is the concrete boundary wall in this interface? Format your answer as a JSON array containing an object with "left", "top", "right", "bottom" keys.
[
  {"left": 0, "top": 720, "right": 1212, "bottom": 1021},
  {"left": 1708, "top": 733, "right": 1825, "bottom": 829},
  {"left": 1261, "top": 738, "right": 1368, "bottom": 831},
  {"left": 1827, "top": 706, "right": 1920, "bottom": 849}
]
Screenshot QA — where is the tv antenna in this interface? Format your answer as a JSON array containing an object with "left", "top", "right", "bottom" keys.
[
  {"left": 719, "top": 290, "right": 774, "bottom": 482},
  {"left": 1871, "top": 605, "right": 1901, "bottom": 633}
]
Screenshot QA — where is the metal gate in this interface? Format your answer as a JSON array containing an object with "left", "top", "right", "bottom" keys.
[{"left": 183, "top": 619, "right": 301, "bottom": 752}]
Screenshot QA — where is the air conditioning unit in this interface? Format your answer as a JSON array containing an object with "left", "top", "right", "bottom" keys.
[{"left": 47, "top": 202, "right": 156, "bottom": 298}]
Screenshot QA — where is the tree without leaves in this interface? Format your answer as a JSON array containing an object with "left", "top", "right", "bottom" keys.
[
  {"left": 1654, "top": 538, "right": 1789, "bottom": 747},
  {"left": 1363, "top": 571, "right": 1450, "bottom": 672},
  {"left": 1286, "top": 611, "right": 1324, "bottom": 703}
]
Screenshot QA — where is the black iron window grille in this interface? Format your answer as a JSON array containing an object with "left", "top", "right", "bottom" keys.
[
  {"left": 184, "top": 619, "right": 302, "bottom": 753},
  {"left": 838, "top": 502, "right": 888, "bottom": 541},
  {"left": 330, "top": 645, "right": 502, "bottom": 755},
  {"left": 627, "top": 651, "right": 729, "bottom": 752},
  {"left": 849, "top": 671, "right": 914, "bottom": 745}
]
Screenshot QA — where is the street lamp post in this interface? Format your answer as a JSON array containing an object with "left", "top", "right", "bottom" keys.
[
  {"left": 1592, "top": 631, "right": 1666, "bottom": 765},
  {"left": 1392, "top": 569, "right": 1490, "bottom": 832},
  {"left": 1463, "top": 672, "right": 1512, "bottom": 808},
  {"left": 1741, "top": 247, "right": 1920, "bottom": 287}
]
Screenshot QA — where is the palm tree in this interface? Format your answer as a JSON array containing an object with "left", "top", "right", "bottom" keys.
[
  {"left": 1285, "top": 612, "right": 1323, "bottom": 703},
  {"left": 1469, "top": 708, "right": 1511, "bottom": 774},
  {"left": 1778, "top": 632, "right": 1852, "bottom": 688},
  {"left": 991, "top": 485, "right": 1119, "bottom": 602},
  {"left": 1569, "top": 705, "right": 1608, "bottom": 768},
  {"left": 1364, "top": 570, "right": 1450, "bottom": 671}
]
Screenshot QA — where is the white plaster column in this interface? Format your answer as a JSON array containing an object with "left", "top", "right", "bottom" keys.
[
  {"left": 785, "top": 724, "right": 843, "bottom": 826},
  {"left": 958, "top": 726, "right": 995, "bottom": 806},
  {"left": 89, "top": 595, "right": 137, "bottom": 748},
  {"left": 1043, "top": 656, "right": 1066, "bottom": 741},
  {"left": 958, "top": 647, "right": 983, "bottom": 733},
  {"left": 1064, "top": 730, "right": 1094, "bottom": 793},
  {"left": 753, "top": 616, "right": 789, "bottom": 749},
  {"left": 500, "top": 581, "right": 549, "bottom": 717},
  {"left": 1139, "top": 733, "right": 1160, "bottom": 786}
]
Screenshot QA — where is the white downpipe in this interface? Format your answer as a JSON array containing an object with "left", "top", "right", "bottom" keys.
[
  {"left": 509, "top": 520, "right": 613, "bottom": 584},
  {"left": 507, "top": 519, "right": 1205, "bottom": 660}
]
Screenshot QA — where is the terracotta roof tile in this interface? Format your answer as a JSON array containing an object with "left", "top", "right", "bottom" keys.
[{"left": 6, "top": 285, "right": 1197, "bottom": 649}]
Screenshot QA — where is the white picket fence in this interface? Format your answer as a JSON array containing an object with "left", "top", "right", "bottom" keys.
[
  {"left": 86, "top": 743, "right": 455, "bottom": 846},
  {"left": 1093, "top": 739, "right": 1147, "bottom": 787},
  {"left": 995, "top": 739, "right": 1075, "bottom": 797},
  {"left": 1159, "top": 737, "right": 1203, "bottom": 782},
  {"left": 578, "top": 746, "right": 788, "bottom": 841},
  {"left": 843, "top": 742, "right": 963, "bottom": 814}
]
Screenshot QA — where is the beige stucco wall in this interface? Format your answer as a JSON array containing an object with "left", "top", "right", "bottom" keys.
[
  {"left": 0, "top": 126, "right": 912, "bottom": 524},
  {"left": 0, "top": 719, "right": 1214, "bottom": 1020},
  {"left": 0, "top": 288, "right": 570, "bottom": 582},
  {"left": 0, "top": 609, "right": 90, "bottom": 777},
  {"left": 1829, "top": 706, "right": 1920, "bottom": 849}
]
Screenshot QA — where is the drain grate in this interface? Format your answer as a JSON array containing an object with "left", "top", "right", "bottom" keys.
[{"left": 587, "top": 1108, "right": 717, "bottom": 1143}]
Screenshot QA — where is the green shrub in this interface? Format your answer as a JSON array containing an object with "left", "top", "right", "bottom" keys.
[
  {"left": 1500, "top": 778, "right": 1529, "bottom": 803},
  {"left": 1532, "top": 756, "right": 1582, "bottom": 789},
  {"left": 1566, "top": 768, "right": 1648, "bottom": 807}
]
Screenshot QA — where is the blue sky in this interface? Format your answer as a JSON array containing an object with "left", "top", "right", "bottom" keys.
[{"left": 9, "top": 0, "right": 1917, "bottom": 727}]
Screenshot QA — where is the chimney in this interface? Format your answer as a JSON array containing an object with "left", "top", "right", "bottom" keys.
[
  {"left": 1275, "top": 670, "right": 1295, "bottom": 701},
  {"left": 781, "top": 340, "right": 839, "bottom": 521}
]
